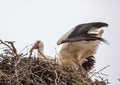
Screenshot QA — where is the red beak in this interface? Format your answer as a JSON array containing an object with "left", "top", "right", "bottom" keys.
[{"left": 30, "top": 43, "right": 39, "bottom": 52}]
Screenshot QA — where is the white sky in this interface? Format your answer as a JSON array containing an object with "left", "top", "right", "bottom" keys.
[{"left": 0, "top": 0, "right": 120, "bottom": 84}]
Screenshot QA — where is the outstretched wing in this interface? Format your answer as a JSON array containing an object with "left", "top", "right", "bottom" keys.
[
  {"left": 68, "top": 22, "right": 108, "bottom": 38},
  {"left": 57, "top": 22, "right": 108, "bottom": 45}
]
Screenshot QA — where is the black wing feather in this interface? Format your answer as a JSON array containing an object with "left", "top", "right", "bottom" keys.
[
  {"left": 68, "top": 22, "right": 108, "bottom": 38},
  {"left": 82, "top": 56, "right": 95, "bottom": 71},
  {"left": 61, "top": 34, "right": 108, "bottom": 44}
]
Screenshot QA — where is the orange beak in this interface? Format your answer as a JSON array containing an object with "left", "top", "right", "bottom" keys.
[{"left": 30, "top": 43, "right": 40, "bottom": 52}]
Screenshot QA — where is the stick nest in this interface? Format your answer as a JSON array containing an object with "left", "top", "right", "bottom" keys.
[{"left": 0, "top": 39, "right": 109, "bottom": 85}]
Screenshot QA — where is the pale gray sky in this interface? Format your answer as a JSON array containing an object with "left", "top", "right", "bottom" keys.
[{"left": 0, "top": 0, "right": 120, "bottom": 84}]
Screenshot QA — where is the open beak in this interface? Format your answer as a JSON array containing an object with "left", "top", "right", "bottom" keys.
[{"left": 30, "top": 43, "right": 39, "bottom": 52}]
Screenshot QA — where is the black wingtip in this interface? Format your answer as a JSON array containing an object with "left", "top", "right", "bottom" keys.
[
  {"left": 90, "top": 22, "right": 108, "bottom": 28},
  {"left": 98, "top": 37, "right": 109, "bottom": 44},
  {"left": 82, "top": 56, "right": 95, "bottom": 71}
]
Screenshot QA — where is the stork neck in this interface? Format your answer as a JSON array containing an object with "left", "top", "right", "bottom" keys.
[
  {"left": 38, "top": 48, "right": 44, "bottom": 55},
  {"left": 37, "top": 48, "right": 47, "bottom": 59}
]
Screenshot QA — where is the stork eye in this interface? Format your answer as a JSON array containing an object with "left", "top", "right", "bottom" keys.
[{"left": 37, "top": 41, "right": 40, "bottom": 43}]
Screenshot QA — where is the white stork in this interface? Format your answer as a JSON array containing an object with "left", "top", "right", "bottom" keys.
[
  {"left": 57, "top": 22, "right": 108, "bottom": 70},
  {"left": 30, "top": 40, "right": 53, "bottom": 60}
]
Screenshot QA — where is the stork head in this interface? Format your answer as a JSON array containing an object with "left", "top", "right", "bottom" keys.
[{"left": 30, "top": 40, "right": 44, "bottom": 52}]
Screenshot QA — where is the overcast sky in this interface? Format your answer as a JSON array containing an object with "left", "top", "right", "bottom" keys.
[{"left": 0, "top": 0, "right": 120, "bottom": 84}]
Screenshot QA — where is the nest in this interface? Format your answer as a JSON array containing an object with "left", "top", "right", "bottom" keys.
[{"left": 0, "top": 39, "right": 110, "bottom": 85}]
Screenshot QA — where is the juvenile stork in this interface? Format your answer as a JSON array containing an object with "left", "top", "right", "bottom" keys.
[{"left": 57, "top": 22, "right": 108, "bottom": 70}]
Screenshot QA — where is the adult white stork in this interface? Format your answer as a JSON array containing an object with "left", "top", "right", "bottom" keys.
[
  {"left": 30, "top": 40, "right": 53, "bottom": 60},
  {"left": 57, "top": 22, "right": 108, "bottom": 70}
]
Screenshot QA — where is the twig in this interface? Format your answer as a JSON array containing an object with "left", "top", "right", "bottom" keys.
[
  {"left": 0, "top": 39, "right": 18, "bottom": 56},
  {"left": 19, "top": 44, "right": 33, "bottom": 53},
  {"left": 0, "top": 39, "right": 13, "bottom": 52},
  {"left": 38, "top": 50, "right": 47, "bottom": 60},
  {"left": 90, "top": 65, "right": 110, "bottom": 78},
  {"left": 54, "top": 70, "right": 59, "bottom": 85},
  {"left": 30, "top": 68, "right": 39, "bottom": 85},
  {"left": 5, "top": 41, "right": 18, "bottom": 56},
  {"left": 29, "top": 51, "right": 32, "bottom": 58}
]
